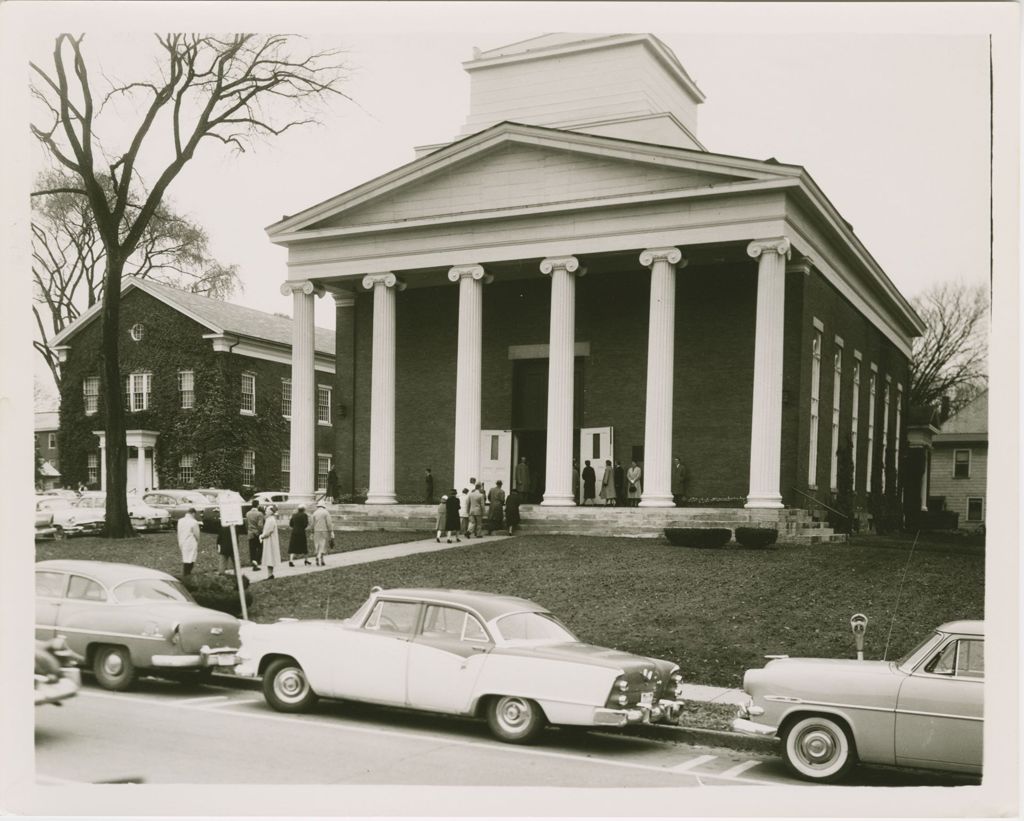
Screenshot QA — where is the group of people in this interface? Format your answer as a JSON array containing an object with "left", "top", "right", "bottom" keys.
[
  {"left": 572, "top": 459, "right": 644, "bottom": 507},
  {"left": 434, "top": 478, "right": 522, "bottom": 542},
  {"left": 176, "top": 499, "right": 337, "bottom": 579}
]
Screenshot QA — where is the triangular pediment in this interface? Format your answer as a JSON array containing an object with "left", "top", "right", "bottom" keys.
[{"left": 271, "top": 124, "right": 798, "bottom": 237}]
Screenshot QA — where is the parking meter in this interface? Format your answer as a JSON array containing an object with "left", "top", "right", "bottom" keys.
[{"left": 850, "top": 613, "right": 868, "bottom": 661}]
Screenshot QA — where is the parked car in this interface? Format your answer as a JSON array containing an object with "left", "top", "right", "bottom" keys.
[
  {"left": 251, "top": 491, "right": 289, "bottom": 507},
  {"left": 141, "top": 490, "right": 217, "bottom": 525},
  {"left": 37, "top": 488, "right": 82, "bottom": 501},
  {"left": 732, "top": 620, "right": 984, "bottom": 782},
  {"left": 35, "top": 636, "right": 83, "bottom": 706},
  {"left": 76, "top": 493, "right": 172, "bottom": 532},
  {"left": 194, "top": 488, "right": 247, "bottom": 531},
  {"left": 35, "top": 560, "right": 241, "bottom": 691},
  {"left": 236, "top": 586, "right": 686, "bottom": 743},
  {"left": 35, "top": 508, "right": 57, "bottom": 540},
  {"left": 35, "top": 496, "right": 105, "bottom": 538}
]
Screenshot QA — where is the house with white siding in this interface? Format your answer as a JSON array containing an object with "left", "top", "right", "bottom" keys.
[{"left": 928, "top": 391, "right": 988, "bottom": 530}]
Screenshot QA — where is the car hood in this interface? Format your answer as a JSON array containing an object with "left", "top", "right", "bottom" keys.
[
  {"left": 764, "top": 657, "right": 895, "bottom": 676},
  {"left": 493, "top": 641, "right": 662, "bottom": 672},
  {"left": 746, "top": 657, "right": 902, "bottom": 705}
]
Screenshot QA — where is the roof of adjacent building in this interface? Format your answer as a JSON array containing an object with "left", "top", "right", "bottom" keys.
[
  {"left": 934, "top": 391, "right": 988, "bottom": 443},
  {"left": 35, "top": 411, "right": 60, "bottom": 431},
  {"left": 50, "top": 277, "right": 335, "bottom": 355}
]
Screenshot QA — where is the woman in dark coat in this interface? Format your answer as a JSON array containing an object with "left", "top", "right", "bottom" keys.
[
  {"left": 288, "top": 505, "right": 311, "bottom": 566},
  {"left": 443, "top": 489, "right": 462, "bottom": 543}
]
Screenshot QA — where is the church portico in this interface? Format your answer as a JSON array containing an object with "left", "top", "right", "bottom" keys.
[{"left": 272, "top": 34, "right": 922, "bottom": 526}]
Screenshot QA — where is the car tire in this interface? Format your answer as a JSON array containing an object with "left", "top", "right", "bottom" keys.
[
  {"left": 93, "top": 645, "right": 137, "bottom": 691},
  {"left": 52, "top": 525, "right": 64, "bottom": 541},
  {"left": 486, "top": 695, "right": 546, "bottom": 744},
  {"left": 782, "top": 715, "right": 857, "bottom": 783},
  {"left": 263, "top": 659, "right": 318, "bottom": 713}
]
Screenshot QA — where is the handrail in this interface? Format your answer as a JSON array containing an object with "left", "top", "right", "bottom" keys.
[{"left": 790, "top": 487, "right": 850, "bottom": 522}]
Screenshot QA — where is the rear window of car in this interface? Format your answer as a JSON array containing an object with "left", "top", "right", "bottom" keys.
[
  {"left": 113, "top": 578, "right": 193, "bottom": 604},
  {"left": 36, "top": 571, "right": 65, "bottom": 598},
  {"left": 494, "top": 612, "right": 577, "bottom": 643}
]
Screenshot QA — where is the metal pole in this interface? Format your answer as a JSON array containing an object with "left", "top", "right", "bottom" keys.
[{"left": 229, "top": 526, "right": 248, "bottom": 621}]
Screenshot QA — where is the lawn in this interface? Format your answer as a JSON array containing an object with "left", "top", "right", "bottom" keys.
[{"left": 37, "top": 531, "right": 984, "bottom": 689}]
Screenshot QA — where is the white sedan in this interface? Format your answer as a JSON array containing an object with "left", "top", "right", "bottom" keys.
[
  {"left": 76, "top": 493, "right": 172, "bottom": 532},
  {"left": 236, "top": 587, "right": 686, "bottom": 743}
]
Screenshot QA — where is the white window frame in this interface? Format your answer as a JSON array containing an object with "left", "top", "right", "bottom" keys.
[
  {"left": 317, "top": 384, "right": 332, "bottom": 426},
  {"left": 127, "top": 372, "right": 152, "bottom": 413},
  {"left": 966, "top": 497, "right": 984, "bottom": 522},
  {"left": 178, "top": 453, "right": 195, "bottom": 485},
  {"left": 281, "top": 378, "right": 292, "bottom": 419},
  {"left": 87, "top": 453, "right": 98, "bottom": 485},
  {"left": 881, "top": 377, "right": 892, "bottom": 493},
  {"left": 83, "top": 376, "right": 100, "bottom": 416},
  {"left": 241, "top": 449, "right": 256, "bottom": 486},
  {"left": 240, "top": 373, "right": 256, "bottom": 415},
  {"left": 281, "top": 449, "right": 290, "bottom": 492},
  {"left": 953, "top": 449, "right": 971, "bottom": 479},
  {"left": 829, "top": 339, "right": 843, "bottom": 492},
  {"left": 808, "top": 325, "right": 823, "bottom": 489},
  {"left": 851, "top": 352, "right": 861, "bottom": 493},
  {"left": 47, "top": 432, "right": 57, "bottom": 449},
  {"left": 866, "top": 366, "right": 877, "bottom": 493},
  {"left": 178, "top": 370, "right": 195, "bottom": 410},
  {"left": 316, "top": 453, "right": 333, "bottom": 493}
]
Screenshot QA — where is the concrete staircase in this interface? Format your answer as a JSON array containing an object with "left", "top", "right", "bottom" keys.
[{"left": 322, "top": 503, "right": 847, "bottom": 545}]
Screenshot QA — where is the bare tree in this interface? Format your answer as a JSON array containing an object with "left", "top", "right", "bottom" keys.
[
  {"left": 909, "top": 281, "right": 989, "bottom": 414},
  {"left": 33, "top": 170, "right": 240, "bottom": 388},
  {"left": 31, "top": 33, "right": 347, "bottom": 536}
]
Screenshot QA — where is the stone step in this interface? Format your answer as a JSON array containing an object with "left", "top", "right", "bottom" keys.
[{"left": 782, "top": 533, "right": 849, "bottom": 545}]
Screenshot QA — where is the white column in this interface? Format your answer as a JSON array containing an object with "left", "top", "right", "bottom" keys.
[
  {"left": 362, "top": 272, "right": 404, "bottom": 504},
  {"left": 135, "top": 442, "right": 146, "bottom": 495},
  {"left": 540, "top": 256, "right": 584, "bottom": 506},
  {"left": 95, "top": 432, "right": 107, "bottom": 492},
  {"left": 281, "top": 279, "right": 325, "bottom": 504},
  {"left": 745, "top": 237, "right": 791, "bottom": 509},
  {"left": 921, "top": 449, "right": 930, "bottom": 511},
  {"left": 639, "top": 247, "right": 685, "bottom": 507},
  {"left": 448, "top": 264, "right": 492, "bottom": 487}
]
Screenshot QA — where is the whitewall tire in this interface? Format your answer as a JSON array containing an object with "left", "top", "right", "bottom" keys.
[{"left": 782, "top": 715, "right": 856, "bottom": 782}]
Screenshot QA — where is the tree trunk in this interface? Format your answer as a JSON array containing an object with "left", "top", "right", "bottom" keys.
[{"left": 101, "top": 255, "right": 133, "bottom": 538}]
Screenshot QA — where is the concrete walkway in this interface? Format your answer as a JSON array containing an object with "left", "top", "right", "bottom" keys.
[{"left": 242, "top": 531, "right": 748, "bottom": 706}]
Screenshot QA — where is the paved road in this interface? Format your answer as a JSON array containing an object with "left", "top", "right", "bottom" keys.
[{"left": 35, "top": 678, "right": 980, "bottom": 788}]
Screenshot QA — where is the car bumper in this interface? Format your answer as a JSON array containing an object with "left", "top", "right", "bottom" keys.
[
  {"left": 731, "top": 701, "right": 778, "bottom": 737},
  {"left": 34, "top": 668, "right": 81, "bottom": 706},
  {"left": 150, "top": 646, "right": 239, "bottom": 669},
  {"left": 35, "top": 527, "right": 57, "bottom": 540},
  {"left": 62, "top": 522, "right": 105, "bottom": 536},
  {"left": 593, "top": 698, "right": 685, "bottom": 727},
  {"left": 132, "top": 518, "right": 168, "bottom": 531}
]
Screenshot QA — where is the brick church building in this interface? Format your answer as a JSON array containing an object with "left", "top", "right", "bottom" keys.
[{"left": 270, "top": 33, "right": 923, "bottom": 524}]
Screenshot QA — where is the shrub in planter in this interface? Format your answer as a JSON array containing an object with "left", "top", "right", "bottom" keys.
[
  {"left": 180, "top": 572, "right": 253, "bottom": 617},
  {"left": 664, "top": 527, "right": 732, "bottom": 548},
  {"left": 734, "top": 527, "right": 779, "bottom": 549}
]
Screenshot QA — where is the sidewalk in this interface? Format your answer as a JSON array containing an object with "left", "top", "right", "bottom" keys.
[{"left": 241, "top": 531, "right": 750, "bottom": 709}]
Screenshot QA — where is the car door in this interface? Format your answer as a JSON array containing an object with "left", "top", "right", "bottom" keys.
[
  {"left": 331, "top": 599, "right": 419, "bottom": 706},
  {"left": 54, "top": 574, "right": 116, "bottom": 658},
  {"left": 895, "top": 637, "right": 984, "bottom": 771},
  {"left": 35, "top": 570, "right": 68, "bottom": 639},
  {"left": 406, "top": 605, "right": 493, "bottom": 714}
]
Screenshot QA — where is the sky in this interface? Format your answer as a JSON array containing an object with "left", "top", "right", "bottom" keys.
[{"left": 17, "top": 3, "right": 998, "bottom": 396}]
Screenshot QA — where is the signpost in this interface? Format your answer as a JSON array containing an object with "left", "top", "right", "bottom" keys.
[{"left": 220, "top": 502, "right": 248, "bottom": 620}]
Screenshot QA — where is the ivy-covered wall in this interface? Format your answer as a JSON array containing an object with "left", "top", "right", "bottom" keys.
[{"left": 57, "top": 288, "right": 334, "bottom": 494}]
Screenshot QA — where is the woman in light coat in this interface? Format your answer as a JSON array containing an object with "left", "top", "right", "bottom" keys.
[
  {"left": 259, "top": 504, "right": 282, "bottom": 580},
  {"left": 626, "top": 461, "right": 643, "bottom": 507}
]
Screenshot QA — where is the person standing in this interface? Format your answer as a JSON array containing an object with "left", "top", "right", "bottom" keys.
[
  {"left": 468, "top": 483, "right": 485, "bottom": 538},
  {"left": 310, "top": 502, "right": 334, "bottom": 566},
  {"left": 216, "top": 522, "right": 240, "bottom": 574},
  {"left": 288, "top": 505, "right": 311, "bottom": 567},
  {"left": 485, "top": 480, "right": 505, "bottom": 535},
  {"left": 459, "top": 487, "right": 471, "bottom": 537},
  {"left": 581, "top": 460, "right": 596, "bottom": 506},
  {"left": 571, "top": 458, "right": 580, "bottom": 504},
  {"left": 259, "top": 504, "right": 281, "bottom": 579},
  {"left": 443, "top": 489, "right": 462, "bottom": 543},
  {"left": 514, "top": 457, "right": 531, "bottom": 501},
  {"left": 424, "top": 468, "right": 434, "bottom": 503},
  {"left": 326, "top": 466, "right": 339, "bottom": 504},
  {"left": 614, "top": 461, "right": 626, "bottom": 506},
  {"left": 177, "top": 508, "right": 200, "bottom": 576},
  {"left": 626, "top": 461, "right": 643, "bottom": 507},
  {"left": 599, "top": 459, "right": 615, "bottom": 505},
  {"left": 672, "top": 457, "right": 688, "bottom": 506},
  {"left": 245, "top": 501, "right": 265, "bottom": 570},
  {"left": 504, "top": 488, "right": 522, "bottom": 536},
  {"left": 434, "top": 495, "right": 448, "bottom": 543}
]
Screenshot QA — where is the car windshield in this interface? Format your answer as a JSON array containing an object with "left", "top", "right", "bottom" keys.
[
  {"left": 113, "top": 578, "right": 194, "bottom": 604},
  {"left": 896, "top": 630, "right": 944, "bottom": 668},
  {"left": 493, "top": 611, "right": 578, "bottom": 644}
]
